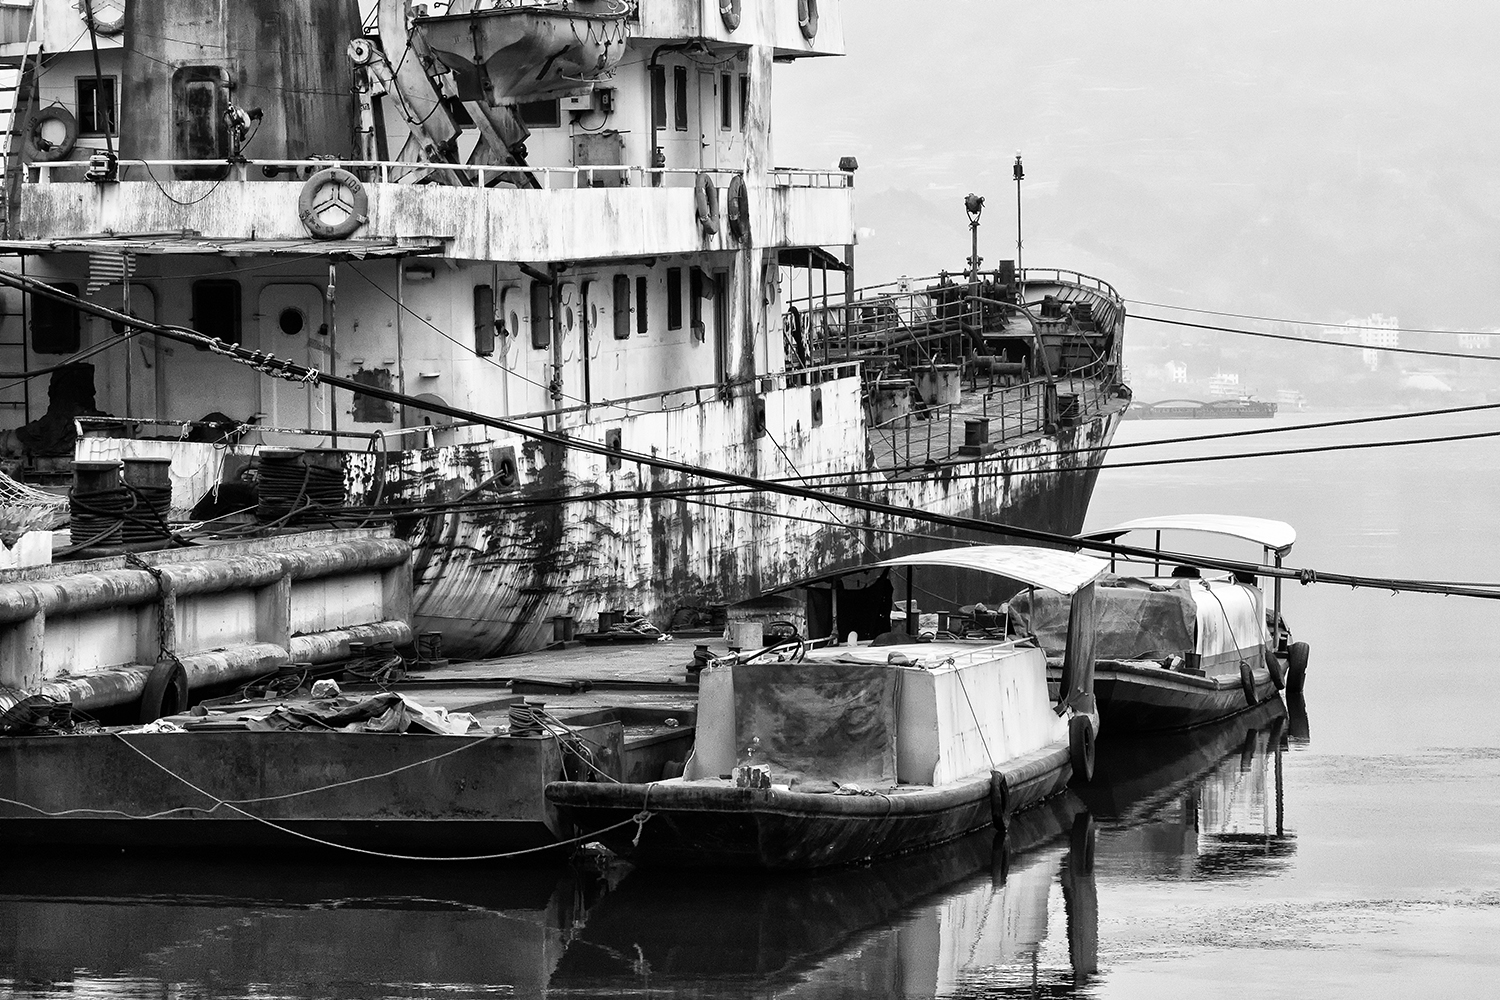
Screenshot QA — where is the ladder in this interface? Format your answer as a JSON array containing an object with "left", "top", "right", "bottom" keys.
[{"left": 0, "top": 1, "right": 40, "bottom": 241}]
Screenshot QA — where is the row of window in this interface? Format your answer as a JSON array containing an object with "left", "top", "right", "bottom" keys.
[
  {"left": 31, "top": 279, "right": 239, "bottom": 354},
  {"left": 650, "top": 68, "right": 750, "bottom": 134},
  {"left": 474, "top": 267, "right": 719, "bottom": 356}
]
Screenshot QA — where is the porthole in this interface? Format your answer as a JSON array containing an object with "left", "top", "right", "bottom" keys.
[{"left": 278, "top": 307, "right": 305, "bottom": 336}]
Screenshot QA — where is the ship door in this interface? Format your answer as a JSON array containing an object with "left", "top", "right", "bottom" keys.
[
  {"left": 257, "top": 284, "right": 330, "bottom": 438},
  {"left": 697, "top": 69, "right": 718, "bottom": 169},
  {"left": 86, "top": 282, "right": 157, "bottom": 420},
  {"left": 558, "top": 281, "right": 585, "bottom": 406}
]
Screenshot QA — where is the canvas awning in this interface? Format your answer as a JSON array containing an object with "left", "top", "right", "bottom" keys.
[
  {"left": 0, "top": 236, "right": 446, "bottom": 260},
  {"left": 1082, "top": 514, "right": 1296, "bottom": 557},
  {"left": 776, "top": 543, "right": 1110, "bottom": 597}
]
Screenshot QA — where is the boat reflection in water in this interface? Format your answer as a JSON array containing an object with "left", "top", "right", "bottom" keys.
[
  {"left": 552, "top": 793, "right": 1099, "bottom": 997},
  {"left": 0, "top": 859, "right": 608, "bottom": 998},
  {"left": 1080, "top": 698, "right": 1297, "bottom": 881},
  {"left": 0, "top": 700, "right": 1302, "bottom": 999}
]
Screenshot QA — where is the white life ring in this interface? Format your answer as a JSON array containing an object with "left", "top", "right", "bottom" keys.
[
  {"left": 23, "top": 107, "right": 77, "bottom": 162},
  {"left": 694, "top": 172, "right": 720, "bottom": 237},
  {"left": 76, "top": 0, "right": 125, "bottom": 36},
  {"left": 298, "top": 167, "right": 369, "bottom": 240}
]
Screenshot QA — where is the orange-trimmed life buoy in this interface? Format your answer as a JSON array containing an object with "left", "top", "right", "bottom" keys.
[
  {"left": 720, "top": 0, "right": 741, "bottom": 31},
  {"left": 23, "top": 107, "right": 77, "bottom": 163},
  {"left": 77, "top": 0, "right": 125, "bottom": 36},
  {"left": 694, "top": 172, "right": 720, "bottom": 237},
  {"left": 798, "top": 0, "right": 819, "bottom": 40},
  {"left": 298, "top": 167, "right": 369, "bottom": 240},
  {"left": 726, "top": 174, "right": 751, "bottom": 243}
]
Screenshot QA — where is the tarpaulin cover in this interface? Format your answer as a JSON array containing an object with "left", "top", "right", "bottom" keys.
[
  {"left": 732, "top": 660, "right": 898, "bottom": 785},
  {"left": 1010, "top": 575, "right": 1197, "bottom": 659}
]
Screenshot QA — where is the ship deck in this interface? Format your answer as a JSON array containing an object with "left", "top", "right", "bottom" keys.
[{"left": 868, "top": 377, "right": 1122, "bottom": 475}]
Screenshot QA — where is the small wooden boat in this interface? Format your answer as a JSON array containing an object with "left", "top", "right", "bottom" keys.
[
  {"left": 546, "top": 545, "right": 1110, "bottom": 870},
  {"left": 1023, "top": 515, "right": 1311, "bottom": 733}
]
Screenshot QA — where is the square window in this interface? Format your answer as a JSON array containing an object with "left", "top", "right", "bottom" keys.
[
  {"left": 77, "top": 76, "right": 117, "bottom": 135},
  {"left": 517, "top": 99, "right": 561, "bottom": 129},
  {"left": 192, "top": 280, "right": 241, "bottom": 345},
  {"left": 30, "top": 282, "right": 80, "bottom": 355}
]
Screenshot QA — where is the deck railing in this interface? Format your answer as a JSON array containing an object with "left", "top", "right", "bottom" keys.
[{"left": 30, "top": 158, "right": 853, "bottom": 191}]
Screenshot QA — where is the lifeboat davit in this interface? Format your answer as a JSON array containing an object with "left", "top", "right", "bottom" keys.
[{"left": 413, "top": 0, "right": 632, "bottom": 106}]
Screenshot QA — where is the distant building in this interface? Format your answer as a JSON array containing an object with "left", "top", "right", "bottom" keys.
[
  {"left": 1458, "top": 332, "right": 1495, "bottom": 351},
  {"left": 1323, "top": 314, "right": 1400, "bottom": 371},
  {"left": 1165, "top": 360, "right": 1188, "bottom": 383},
  {"left": 1207, "top": 371, "right": 1240, "bottom": 398}
]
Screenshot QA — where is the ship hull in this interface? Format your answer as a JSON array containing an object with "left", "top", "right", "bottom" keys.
[{"left": 405, "top": 398, "right": 1125, "bottom": 656}]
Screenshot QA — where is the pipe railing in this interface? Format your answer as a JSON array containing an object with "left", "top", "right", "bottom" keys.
[
  {"left": 30, "top": 158, "right": 852, "bottom": 191},
  {"left": 869, "top": 378, "right": 1051, "bottom": 470}
]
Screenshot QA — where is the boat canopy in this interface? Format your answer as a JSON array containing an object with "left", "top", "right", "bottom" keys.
[
  {"left": 873, "top": 545, "right": 1109, "bottom": 596},
  {"left": 1082, "top": 514, "right": 1296, "bottom": 557}
]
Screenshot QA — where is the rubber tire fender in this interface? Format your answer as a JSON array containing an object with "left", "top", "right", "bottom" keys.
[
  {"left": 138, "top": 658, "right": 190, "bottom": 724},
  {"left": 719, "top": 0, "right": 741, "bottom": 31},
  {"left": 1285, "top": 641, "right": 1310, "bottom": 696},
  {"left": 989, "top": 769, "right": 1011, "bottom": 834},
  {"left": 798, "top": 0, "right": 819, "bottom": 39},
  {"left": 694, "top": 172, "right": 720, "bottom": 236},
  {"left": 23, "top": 107, "right": 77, "bottom": 163},
  {"left": 298, "top": 167, "right": 369, "bottom": 240},
  {"left": 1239, "top": 658, "right": 1258, "bottom": 706},
  {"left": 1068, "top": 714, "right": 1095, "bottom": 784},
  {"left": 1264, "top": 642, "right": 1287, "bottom": 690},
  {"left": 726, "top": 174, "right": 751, "bottom": 243}
]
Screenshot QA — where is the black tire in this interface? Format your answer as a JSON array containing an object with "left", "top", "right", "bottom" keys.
[
  {"left": 1069, "top": 715, "right": 1095, "bottom": 784},
  {"left": 1265, "top": 643, "right": 1287, "bottom": 690},
  {"left": 1069, "top": 812, "right": 1096, "bottom": 875},
  {"left": 23, "top": 107, "right": 77, "bottom": 163},
  {"left": 989, "top": 769, "right": 1011, "bottom": 833},
  {"left": 138, "top": 658, "right": 190, "bottom": 723},
  {"left": 1286, "top": 641, "right": 1310, "bottom": 696},
  {"left": 1239, "top": 659, "right": 1258, "bottom": 706}
]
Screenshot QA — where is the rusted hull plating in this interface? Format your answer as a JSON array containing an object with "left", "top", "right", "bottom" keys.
[{"left": 402, "top": 399, "right": 1124, "bottom": 657}]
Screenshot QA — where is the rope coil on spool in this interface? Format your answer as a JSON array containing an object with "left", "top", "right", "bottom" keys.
[{"left": 255, "top": 450, "right": 348, "bottom": 527}]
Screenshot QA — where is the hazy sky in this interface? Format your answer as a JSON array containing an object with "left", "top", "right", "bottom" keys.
[{"left": 775, "top": 1, "right": 1500, "bottom": 331}]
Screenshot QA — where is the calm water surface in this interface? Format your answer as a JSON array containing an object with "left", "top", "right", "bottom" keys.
[{"left": 4, "top": 410, "right": 1498, "bottom": 998}]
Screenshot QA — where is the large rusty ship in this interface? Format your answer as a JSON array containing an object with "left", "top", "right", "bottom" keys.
[{"left": 0, "top": 0, "right": 1128, "bottom": 701}]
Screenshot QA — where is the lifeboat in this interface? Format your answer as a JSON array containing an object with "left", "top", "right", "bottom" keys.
[{"left": 412, "top": 0, "right": 632, "bottom": 106}]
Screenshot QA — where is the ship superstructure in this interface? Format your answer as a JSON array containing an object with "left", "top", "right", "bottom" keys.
[{"left": 0, "top": 0, "right": 1129, "bottom": 671}]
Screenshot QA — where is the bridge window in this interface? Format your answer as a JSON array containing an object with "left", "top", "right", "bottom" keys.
[
  {"left": 650, "top": 65, "right": 666, "bottom": 131},
  {"left": 739, "top": 74, "right": 749, "bottom": 132},
  {"left": 720, "top": 74, "right": 732, "bottom": 131},
  {"left": 473, "top": 284, "right": 495, "bottom": 357},
  {"left": 636, "top": 276, "right": 648, "bottom": 335}
]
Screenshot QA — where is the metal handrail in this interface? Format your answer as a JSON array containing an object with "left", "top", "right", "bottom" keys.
[
  {"left": 31, "top": 159, "right": 745, "bottom": 189},
  {"left": 30, "top": 158, "right": 853, "bottom": 191}
]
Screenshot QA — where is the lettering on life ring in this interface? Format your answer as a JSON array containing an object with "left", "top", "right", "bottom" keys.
[
  {"left": 720, "top": 0, "right": 741, "bottom": 31},
  {"left": 694, "top": 172, "right": 720, "bottom": 237},
  {"left": 798, "top": 0, "right": 819, "bottom": 40},
  {"left": 726, "top": 174, "right": 751, "bottom": 243},
  {"left": 23, "top": 107, "right": 77, "bottom": 163},
  {"left": 299, "top": 167, "right": 369, "bottom": 240}
]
